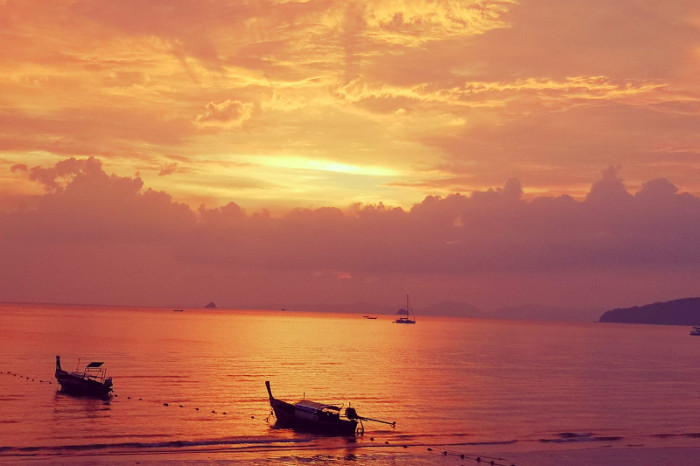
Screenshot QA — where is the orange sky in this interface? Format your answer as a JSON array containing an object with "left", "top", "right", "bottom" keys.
[{"left": 2, "top": 1, "right": 700, "bottom": 313}]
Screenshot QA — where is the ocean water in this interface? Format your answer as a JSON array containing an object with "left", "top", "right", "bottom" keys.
[{"left": 1, "top": 303, "right": 700, "bottom": 464}]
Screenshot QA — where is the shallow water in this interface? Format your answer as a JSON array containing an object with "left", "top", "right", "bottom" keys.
[{"left": 1, "top": 303, "right": 700, "bottom": 463}]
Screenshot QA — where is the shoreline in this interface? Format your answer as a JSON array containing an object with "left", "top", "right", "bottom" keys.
[
  {"left": 5, "top": 442, "right": 700, "bottom": 465},
  {"left": 498, "top": 445, "right": 700, "bottom": 466}
]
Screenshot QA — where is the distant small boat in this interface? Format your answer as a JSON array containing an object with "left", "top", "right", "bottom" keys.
[
  {"left": 690, "top": 326, "right": 700, "bottom": 336},
  {"left": 363, "top": 315, "right": 377, "bottom": 319},
  {"left": 173, "top": 309, "right": 184, "bottom": 312},
  {"left": 265, "top": 381, "right": 394, "bottom": 435},
  {"left": 55, "top": 356, "right": 113, "bottom": 397},
  {"left": 394, "top": 294, "right": 416, "bottom": 324}
]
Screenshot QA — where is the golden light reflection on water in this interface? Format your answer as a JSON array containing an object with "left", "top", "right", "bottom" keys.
[{"left": 3, "top": 304, "right": 700, "bottom": 460}]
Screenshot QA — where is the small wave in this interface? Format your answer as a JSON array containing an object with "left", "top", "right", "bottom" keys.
[
  {"left": 389, "top": 432, "right": 472, "bottom": 441},
  {"left": 445, "top": 439, "right": 518, "bottom": 447},
  {"left": 0, "top": 436, "right": 313, "bottom": 456},
  {"left": 118, "top": 375, "right": 190, "bottom": 379},
  {"left": 539, "top": 432, "right": 623, "bottom": 443},
  {"left": 651, "top": 432, "right": 700, "bottom": 439}
]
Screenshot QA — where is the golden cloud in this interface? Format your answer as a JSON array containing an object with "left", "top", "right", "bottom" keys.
[{"left": 194, "top": 99, "right": 255, "bottom": 129}]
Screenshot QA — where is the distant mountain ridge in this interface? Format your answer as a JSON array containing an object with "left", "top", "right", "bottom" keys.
[
  {"left": 489, "top": 305, "right": 601, "bottom": 322},
  {"left": 420, "top": 300, "right": 485, "bottom": 318},
  {"left": 599, "top": 297, "right": 700, "bottom": 325}
]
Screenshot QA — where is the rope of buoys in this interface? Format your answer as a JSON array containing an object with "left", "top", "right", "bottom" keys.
[
  {"left": 410, "top": 442, "right": 516, "bottom": 466},
  {"left": 116, "top": 393, "right": 232, "bottom": 415},
  {"left": 353, "top": 434, "right": 515, "bottom": 465},
  {"left": 112, "top": 391, "right": 267, "bottom": 424},
  {"left": 1, "top": 370, "right": 54, "bottom": 384},
  {"left": 0, "top": 372, "right": 260, "bottom": 422}
]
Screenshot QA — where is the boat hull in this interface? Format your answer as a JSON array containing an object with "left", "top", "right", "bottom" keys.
[
  {"left": 266, "top": 382, "right": 358, "bottom": 436},
  {"left": 269, "top": 398, "right": 358, "bottom": 435},
  {"left": 394, "top": 318, "right": 416, "bottom": 324},
  {"left": 55, "top": 371, "right": 113, "bottom": 397}
]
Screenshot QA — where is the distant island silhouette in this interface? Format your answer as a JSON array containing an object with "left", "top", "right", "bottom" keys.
[{"left": 599, "top": 297, "right": 700, "bottom": 326}]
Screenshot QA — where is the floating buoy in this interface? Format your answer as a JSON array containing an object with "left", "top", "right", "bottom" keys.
[{"left": 163, "top": 403, "right": 169, "bottom": 406}]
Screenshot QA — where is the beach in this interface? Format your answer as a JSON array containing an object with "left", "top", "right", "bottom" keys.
[
  {"left": 8, "top": 444, "right": 700, "bottom": 465},
  {"left": 500, "top": 445, "right": 700, "bottom": 466}
]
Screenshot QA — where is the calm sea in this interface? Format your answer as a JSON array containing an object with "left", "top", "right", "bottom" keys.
[{"left": 1, "top": 303, "right": 700, "bottom": 464}]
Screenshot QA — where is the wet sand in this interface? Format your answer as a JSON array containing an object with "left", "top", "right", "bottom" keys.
[
  {"left": 495, "top": 445, "right": 700, "bottom": 466},
  {"left": 9, "top": 444, "right": 699, "bottom": 465}
]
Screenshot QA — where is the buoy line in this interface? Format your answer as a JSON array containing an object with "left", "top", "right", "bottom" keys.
[
  {"left": 433, "top": 447, "right": 514, "bottom": 466},
  {"left": 1, "top": 370, "right": 54, "bottom": 384},
  {"left": 112, "top": 391, "right": 268, "bottom": 424},
  {"left": 410, "top": 442, "right": 516, "bottom": 466},
  {"left": 1, "top": 371, "right": 264, "bottom": 424}
]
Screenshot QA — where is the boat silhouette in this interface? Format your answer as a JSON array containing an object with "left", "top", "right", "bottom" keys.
[
  {"left": 394, "top": 294, "right": 416, "bottom": 324},
  {"left": 265, "top": 381, "right": 394, "bottom": 435},
  {"left": 55, "top": 356, "right": 113, "bottom": 398}
]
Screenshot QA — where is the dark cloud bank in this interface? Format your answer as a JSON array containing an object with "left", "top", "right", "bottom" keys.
[{"left": 3, "top": 158, "right": 700, "bottom": 318}]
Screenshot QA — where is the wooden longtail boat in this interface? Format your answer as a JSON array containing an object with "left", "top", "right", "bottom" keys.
[
  {"left": 55, "top": 356, "right": 113, "bottom": 397},
  {"left": 265, "top": 381, "right": 395, "bottom": 436}
]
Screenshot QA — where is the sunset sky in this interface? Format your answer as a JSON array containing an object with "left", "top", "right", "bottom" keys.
[{"left": 2, "top": 1, "right": 700, "bottom": 314}]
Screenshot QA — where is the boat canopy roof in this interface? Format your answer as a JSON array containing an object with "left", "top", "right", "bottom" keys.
[
  {"left": 86, "top": 362, "right": 104, "bottom": 368},
  {"left": 296, "top": 400, "right": 341, "bottom": 412}
]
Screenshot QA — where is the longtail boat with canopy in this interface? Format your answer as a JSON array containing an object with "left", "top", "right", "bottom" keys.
[{"left": 55, "top": 356, "right": 113, "bottom": 397}]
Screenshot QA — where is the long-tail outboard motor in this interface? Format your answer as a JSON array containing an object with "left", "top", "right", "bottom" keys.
[{"left": 344, "top": 406, "right": 395, "bottom": 428}]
